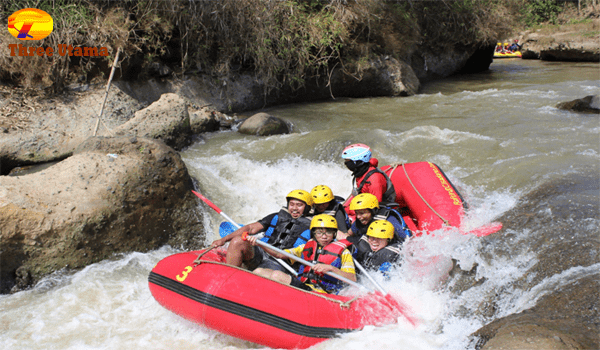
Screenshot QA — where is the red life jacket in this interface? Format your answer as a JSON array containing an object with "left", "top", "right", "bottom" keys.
[
  {"left": 352, "top": 158, "right": 397, "bottom": 206},
  {"left": 298, "top": 239, "right": 352, "bottom": 292}
]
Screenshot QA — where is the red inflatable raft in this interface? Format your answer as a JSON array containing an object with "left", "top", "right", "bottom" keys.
[
  {"left": 381, "top": 162, "right": 502, "bottom": 237},
  {"left": 149, "top": 248, "right": 409, "bottom": 349}
]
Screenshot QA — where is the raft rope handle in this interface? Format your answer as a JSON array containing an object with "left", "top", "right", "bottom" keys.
[
  {"left": 193, "top": 259, "right": 363, "bottom": 307},
  {"left": 390, "top": 163, "right": 450, "bottom": 226},
  {"left": 192, "top": 246, "right": 217, "bottom": 266}
]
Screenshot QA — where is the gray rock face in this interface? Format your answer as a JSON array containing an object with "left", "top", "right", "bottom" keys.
[
  {"left": 521, "top": 31, "right": 600, "bottom": 62},
  {"left": 114, "top": 93, "right": 192, "bottom": 150},
  {"left": 189, "top": 106, "right": 231, "bottom": 134},
  {"left": 238, "top": 113, "right": 290, "bottom": 136},
  {"left": 0, "top": 136, "right": 205, "bottom": 293},
  {"left": 468, "top": 171, "right": 600, "bottom": 350},
  {"left": 0, "top": 87, "right": 142, "bottom": 175}
]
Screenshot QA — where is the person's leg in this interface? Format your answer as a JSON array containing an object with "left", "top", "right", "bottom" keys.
[
  {"left": 226, "top": 236, "right": 255, "bottom": 267},
  {"left": 270, "top": 270, "right": 293, "bottom": 284},
  {"left": 253, "top": 267, "right": 276, "bottom": 279}
]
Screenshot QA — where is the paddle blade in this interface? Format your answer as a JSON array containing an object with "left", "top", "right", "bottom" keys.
[
  {"left": 219, "top": 221, "right": 240, "bottom": 237},
  {"left": 464, "top": 222, "right": 503, "bottom": 237}
]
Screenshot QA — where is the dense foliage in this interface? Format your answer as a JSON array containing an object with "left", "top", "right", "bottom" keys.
[{"left": 0, "top": 0, "right": 587, "bottom": 93}]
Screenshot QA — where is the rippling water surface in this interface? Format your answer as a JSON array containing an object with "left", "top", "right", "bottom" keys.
[{"left": 1, "top": 59, "right": 598, "bottom": 350}]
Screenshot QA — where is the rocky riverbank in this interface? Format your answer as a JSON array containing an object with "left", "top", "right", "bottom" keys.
[
  {"left": 518, "top": 17, "right": 600, "bottom": 61},
  {"left": 457, "top": 171, "right": 600, "bottom": 350}
]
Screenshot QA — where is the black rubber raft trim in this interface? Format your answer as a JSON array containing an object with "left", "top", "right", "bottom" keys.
[{"left": 149, "top": 272, "right": 353, "bottom": 338}]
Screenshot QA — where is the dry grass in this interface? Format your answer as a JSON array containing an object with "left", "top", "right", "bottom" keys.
[
  {"left": 1, "top": 1, "right": 129, "bottom": 92},
  {"left": 1, "top": 0, "right": 522, "bottom": 94}
]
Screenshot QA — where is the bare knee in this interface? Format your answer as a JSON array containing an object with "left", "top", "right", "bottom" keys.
[
  {"left": 253, "top": 268, "right": 273, "bottom": 278},
  {"left": 271, "top": 271, "right": 292, "bottom": 285},
  {"left": 226, "top": 237, "right": 253, "bottom": 266}
]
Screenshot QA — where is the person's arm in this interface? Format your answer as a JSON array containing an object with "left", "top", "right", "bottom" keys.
[
  {"left": 311, "top": 264, "right": 356, "bottom": 282},
  {"left": 311, "top": 249, "right": 356, "bottom": 282},
  {"left": 211, "top": 221, "right": 264, "bottom": 247},
  {"left": 337, "top": 224, "right": 354, "bottom": 240},
  {"left": 362, "top": 172, "right": 387, "bottom": 203},
  {"left": 335, "top": 210, "right": 348, "bottom": 233}
]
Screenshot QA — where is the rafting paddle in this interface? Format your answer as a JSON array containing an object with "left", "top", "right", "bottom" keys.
[
  {"left": 243, "top": 230, "right": 417, "bottom": 325},
  {"left": 242, "top": 232, "right": 372, "bottom": 292},
  {"left": 192, "top": 190, "right": 298, "bottom": 276}
]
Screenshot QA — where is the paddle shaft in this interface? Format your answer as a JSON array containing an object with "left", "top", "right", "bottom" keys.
[
  {"left": 243, "top": 232, "right": 372, "bottom": 292},
  {"left": 192, "top": 190, "right": 298, "bottom": 276},
  {"left": 353, "top": 259, "right": 389, "bottom": 295},
  {"left": 192, "top": 190, "right": 238, "bottom": 224}
]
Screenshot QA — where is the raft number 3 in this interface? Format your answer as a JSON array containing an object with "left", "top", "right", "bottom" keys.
[{"left": 176, "top": 266, "right": 193, "bottom": 282}]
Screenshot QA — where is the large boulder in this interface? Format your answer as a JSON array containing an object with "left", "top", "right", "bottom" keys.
[
  {"left": 0, "top": 136, "right": 205, "bottom": 293},
  {"left": 328, "top": 56, "right": 421, "bottom": 97},
  {"left": 189, "top": 105, "right": 233, "bottom": 134},
  {"left": 114, "top": 93, "right": 192, "bottom": 150},
  {"left": 238, "top": 113, "right": 290, "bottom": 136},
  {"left": 0, "top": 86, "right": 142, "bottom": 175}
]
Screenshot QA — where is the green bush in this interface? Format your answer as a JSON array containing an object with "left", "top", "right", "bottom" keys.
[{"left": 523, "top": 0, "right": 563, "bottom": 26}]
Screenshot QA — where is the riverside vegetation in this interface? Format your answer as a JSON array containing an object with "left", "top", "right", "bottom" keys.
[{"left": 0, "top": 0, "right": 528, "bottom": 93}]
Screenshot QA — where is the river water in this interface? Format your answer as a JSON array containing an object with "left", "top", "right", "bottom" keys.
[{"left": 1, "top": 59, "right": 598, "bottom": 349}]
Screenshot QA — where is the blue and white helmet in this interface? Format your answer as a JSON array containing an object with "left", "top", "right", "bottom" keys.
[{"left": 341, "top": 143, "right": 372, "bottom": 163}]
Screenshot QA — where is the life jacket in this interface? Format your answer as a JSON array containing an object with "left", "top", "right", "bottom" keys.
[
  {"left": 319, "top": 197, "right": 350, "bottom": 230},
  {"left": 263, "top": 208, "right": 311, "bottom": 249},
  {"left": 352, "top": 207, "right": 412, "bottom": 242},
  {"left": 298, "top": 239, "right": 352, "bottom": 293},
  {"left": 352, "top": 164, "right": 397, "bottom": 206},
  {"left": 355, "top": 235, "right": 402, "bottom": 273}
]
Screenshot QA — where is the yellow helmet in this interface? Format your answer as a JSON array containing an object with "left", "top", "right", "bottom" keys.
[
  {"left": 310, "top": 214, "right": 338, "bottom": 230},
  {"left": 310, "top": 185, "right": 334, "bottom": 204},
  {"left": 367, "top": 220, "right": 395, "bottom": 239},
  {"left": 349, "top": 193, "right": 379, "bottom": 211},
  {"left": 286, "top": 189, "right": 313, "bottom": 207}
]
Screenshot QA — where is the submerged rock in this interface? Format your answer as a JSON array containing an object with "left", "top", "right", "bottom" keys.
[
  {"left": 556, "top": 95, "right": 600, "bottom": 114},
  {"left": 0, "top": 136, "right": 205, "bottom": 293}
]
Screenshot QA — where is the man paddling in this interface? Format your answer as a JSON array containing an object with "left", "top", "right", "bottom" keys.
[{"left": 211, "top": 189, "right": 313, "bottom": 273}]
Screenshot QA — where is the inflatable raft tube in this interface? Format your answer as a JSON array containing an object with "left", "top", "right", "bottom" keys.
[
  {"left": 149, "top": 248, "right": 404, "bottom": 349},
  {"left": 382, "top": 162, "right": 502, "bottom": 237}
]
